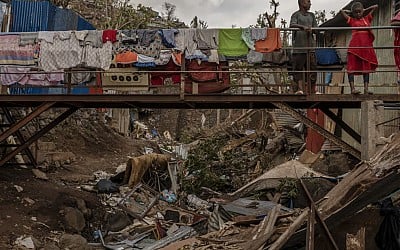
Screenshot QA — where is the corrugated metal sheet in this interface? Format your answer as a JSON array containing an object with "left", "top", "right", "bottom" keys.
[
  {"left": 11, "top": 0, "right": 94, "bottom": 32},
  {"left": 273, "top": 110, "right": 301, "bottom": 129},
  {"left": 273, "top": 110, "right": 305, "bottom": 150},
  {"left": 11, "top": 0, "right": 53, "bottom": 32}
]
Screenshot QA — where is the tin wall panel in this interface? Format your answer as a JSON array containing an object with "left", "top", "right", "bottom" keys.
[
  {"left": 11, "top": 0, "right": 52, "bottom": 32},
  {"left": 331, "top": 2, "right": 400, "bottom": 147}
]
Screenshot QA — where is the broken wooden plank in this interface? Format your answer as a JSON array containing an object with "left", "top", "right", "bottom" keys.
[
  {"left": 285, "top": 134, "right": 400, "bottom": 248},
  {"left": 269, "top": 208, "right": 310, "bottom": 250},
  {"left": 300, "top": 179, "right": 339, "bottom": 250},
  {"left": 306, "top": 203, "right": 315, "bottom": 250},
  {"left": 346, "top": 227, "right": 365, "bottom": 250}
]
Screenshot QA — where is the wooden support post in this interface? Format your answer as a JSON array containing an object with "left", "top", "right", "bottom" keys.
[
  {"left": 180, "top": 53, "right": 186, "bottom": 100},
  {"left": 192, "top": 82, "right": 198, "bottom": 94},
  {"left": 306, "top": 204, "right": 315, "bottom": 250},
  {"left": 66, "top": 69, "right": 72, "bottom": 94},
  {"left": 361, "top": 100, "right": 380, "bottom": 160}
]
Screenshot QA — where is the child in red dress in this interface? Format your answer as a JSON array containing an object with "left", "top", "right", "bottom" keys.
[{"left": 340, "top": 2, "right": 378, "bottom": 94}]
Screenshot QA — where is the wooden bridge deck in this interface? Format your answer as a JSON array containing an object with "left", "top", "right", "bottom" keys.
[{"left": 1, "top": 93, "right": 399, "bottom": 109}]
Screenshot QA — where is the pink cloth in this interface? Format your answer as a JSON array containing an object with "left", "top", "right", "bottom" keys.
[{"left": 0, "top": 66, "right": 64, "bottom": 86}]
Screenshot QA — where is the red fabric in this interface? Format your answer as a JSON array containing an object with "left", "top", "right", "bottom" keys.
[
  {"left": 150, "top": 59, "right": 181, "bottom": 86},
  {"left": 346, "top": 14, "right": 378, "bottom": 74},
  {"left": 102, "top": 30, "right": 117, "bottom": 43},
  {"left": 149, "top": 59, "right": 230, "bottom": 93},
  {"left": 306, "top": 109, "right": 325, "bottom": 154}
]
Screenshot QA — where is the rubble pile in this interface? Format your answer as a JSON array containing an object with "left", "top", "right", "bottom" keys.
[{"left": 7, "top": 108, "right": 400, "bottom": 249}]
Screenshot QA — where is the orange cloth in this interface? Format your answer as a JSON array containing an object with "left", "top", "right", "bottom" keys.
[
  {"left": 172, "top": 52, "right": 182, "bottom": 66},
  {"left": 255, "top": 28, "right": 282, "bottom": 53},
  {"left": 115, "top": 51, "right": 138, "bottom": 64}
]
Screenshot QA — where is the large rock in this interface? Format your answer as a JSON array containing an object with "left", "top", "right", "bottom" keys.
[
  {"left": 59, "top": 234, "right": 92, "bottom": 250},
  {"left": 62, "top": 207, "right": 86, "bottom": 233}
]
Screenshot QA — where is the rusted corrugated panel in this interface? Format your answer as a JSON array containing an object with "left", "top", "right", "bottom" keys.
[
  {"left": 273, "top": 110, "right": 305, "bottom": 150},
  {"left": 11, "top": 0, "right": 54, "bottom": 32},
  {"left": 273, "top": 110, "right": 301, "bottom": 129}
]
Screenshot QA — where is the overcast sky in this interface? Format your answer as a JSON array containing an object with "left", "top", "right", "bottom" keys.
[{"left": 130, "top": 0, "right": 351, "bottom": 28}]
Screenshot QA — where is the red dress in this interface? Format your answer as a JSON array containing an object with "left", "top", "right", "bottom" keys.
[{"left": 347, "top": 13, "right": 378, "bottom": 74}]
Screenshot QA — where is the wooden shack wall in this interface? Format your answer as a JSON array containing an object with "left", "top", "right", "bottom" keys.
[{"left": 324, "top": 1, "right": 399, "bottom": 150}]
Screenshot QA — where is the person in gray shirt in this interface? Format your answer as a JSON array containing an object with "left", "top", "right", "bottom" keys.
[{"left": 290, "top": 0, "right": 318, "bottom": 94}]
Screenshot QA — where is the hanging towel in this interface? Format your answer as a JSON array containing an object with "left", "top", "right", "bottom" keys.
[
  {"left": 196, "top": 29, "right": 219, "bottom": 50},
  {"left": 0, "top": 35, "right": 35, "bottom": 65},
  {"left": 19, "top": 32, "right": 38, "bottom": 46},
  {"left": 218, "top": 29, "right": 248, "bottom": 57},
  {"left": 115, "top": 50, "right": 138, "bottom": 64},
  {"left": 175, "top": 29, "right": 197, "bottom": 58},
  {"left": 255, "top": 28, "right": 282, "bottom": 53},
  {"left": 102, "top": 30, "right": 117, "bottom": 43},
  {"left": 159, "top": 29, "right": 178, "bottom": 48},
  {"left": 241, "top": 28, "right": 255, "bottom": 50},
  {"left": 251, "top": 28, "right": 267, "bottom": 41}
]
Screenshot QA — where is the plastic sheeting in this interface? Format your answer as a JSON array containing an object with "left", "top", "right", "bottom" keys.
[{"left": 375, "top": 198, "right": 400, "bottom": 250}]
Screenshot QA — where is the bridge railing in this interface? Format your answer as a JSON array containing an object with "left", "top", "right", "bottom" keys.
[{"left": 0, "top": 25, "right": 399, "bottom": 96}]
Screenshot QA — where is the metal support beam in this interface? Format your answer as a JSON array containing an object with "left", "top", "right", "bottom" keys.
[
  {"left": 0, "top": 102, "right": 55, "bottom": 143},
  {"left": 1, "top": 107, "right": 37, "bottom": 166},
  {"left": 0, "top": 107, "right": 78, "bottom": 167},
  {"left": 320, "top": 107, "right": 361, "bottom": 143},
  {"left": 272, "top": 102, "right": 361, "bottom": 159}
]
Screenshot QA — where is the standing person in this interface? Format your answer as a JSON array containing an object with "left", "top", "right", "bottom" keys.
[
  {"left": 290, "top": 0, "right": 318, "bottom": 94},
  {"left": 340, "top": 2, "right": 378, "bottom": 94},
  {"left": 391, "top": 11, "right": 400, "bottom": 94}
]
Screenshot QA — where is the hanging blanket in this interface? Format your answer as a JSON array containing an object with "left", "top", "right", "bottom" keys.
[{"left": 0, "top": 35, "right": 35, "bottom": 65}]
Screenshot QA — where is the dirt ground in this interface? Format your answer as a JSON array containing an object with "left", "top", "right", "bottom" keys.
[
  {"left": 0, "top": 109, "right": 357, "bottom": 249},
  {"left": 0, "top": 117, "right": 157, "bottom": 249}
]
